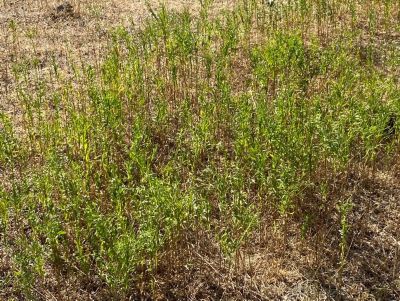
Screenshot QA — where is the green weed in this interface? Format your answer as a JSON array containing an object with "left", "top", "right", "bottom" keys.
[{"left": 1, "top": 0, "right": 399, "bottom": 297}]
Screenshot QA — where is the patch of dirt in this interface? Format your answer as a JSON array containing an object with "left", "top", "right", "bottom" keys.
[{"left": 50, "top": 2, "right": 77, "bottom": 21}]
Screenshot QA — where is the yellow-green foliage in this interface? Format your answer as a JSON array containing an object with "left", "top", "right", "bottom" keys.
[{"left": 1, "top": 0, "right": 399, "bottom": 298}]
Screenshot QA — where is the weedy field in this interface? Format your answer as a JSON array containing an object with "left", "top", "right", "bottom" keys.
[{"left": 1, "top": 0, "right": 400, "bottom": 300}]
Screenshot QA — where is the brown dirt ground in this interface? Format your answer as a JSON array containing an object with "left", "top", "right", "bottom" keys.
[{"left": 1, "top": 1, "right": 400, "bottom": 300}]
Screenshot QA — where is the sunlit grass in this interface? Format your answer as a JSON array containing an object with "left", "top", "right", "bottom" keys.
[{"left": 1, "top": 0, "right": 399, "bottom": 298}]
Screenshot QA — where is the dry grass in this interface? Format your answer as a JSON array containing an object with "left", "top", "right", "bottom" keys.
[
  {"left": 1, "top": 1, "right": 400, "bottom": 300},
  {"left": 18, "top": 160, "right": 397, "bottom": 300},
  {"left": 0, "top": 0, "right": 237, "bottom": 138}
]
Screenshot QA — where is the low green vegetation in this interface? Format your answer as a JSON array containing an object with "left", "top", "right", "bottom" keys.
[{"left": 1, "top": 0, "right": 399, "bottom": 298}]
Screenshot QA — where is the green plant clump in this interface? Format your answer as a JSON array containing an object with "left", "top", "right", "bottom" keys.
[{"left": 1, "top": 0, "right": 399, "bottom": 298}]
